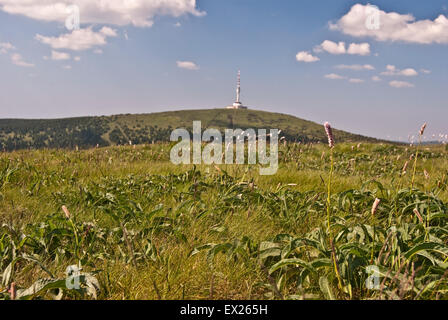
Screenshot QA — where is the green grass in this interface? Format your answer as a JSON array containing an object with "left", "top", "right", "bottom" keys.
[{"left": 1, "top": 141, "right": 448, "bottom": 300}]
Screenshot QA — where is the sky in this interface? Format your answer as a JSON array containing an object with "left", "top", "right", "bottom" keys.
[{"left": 0, "top": 0, "right": 447, "bottom": 142}]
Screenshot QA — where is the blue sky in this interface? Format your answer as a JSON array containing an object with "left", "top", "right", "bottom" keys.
[{"left": 0, "top": 0, "right": 447, "bottom": 142}]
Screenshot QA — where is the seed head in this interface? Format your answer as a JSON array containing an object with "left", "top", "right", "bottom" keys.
[
  {"left": 8, "top": 283, "right": 16, "bottom": 300},
  {"left": 62, "top": 205, "right": 71, "bottom": 219},
  {"left": 413, "top": 208, "right": 424, "bottom": 224},
  {"left": 419, "top": 123, "right": 427, "bottom": 136},
  {"left": 424, "top": 169, "right": 430, "bottom": 180},
  {"left": 371, "top": 198, "right": 381, "bottom": 216},
  {"left": 402, "top": 161, "right": 409, "bottom": 174},
  {"left": 324, "top": 122, "right": 335, "bottom": 148}
]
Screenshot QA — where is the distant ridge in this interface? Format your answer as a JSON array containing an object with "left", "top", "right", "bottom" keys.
[{"left": 0, "top": 109, "right": 383, "bottom": 150}]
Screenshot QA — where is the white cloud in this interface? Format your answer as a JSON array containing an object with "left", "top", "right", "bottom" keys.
[
  {"left": 389, "top": 80, "right": 415, "bottom": 88},
  {"left": 420, "top": 69, "right": 431, "bottom": 74},
  {"left": 324, "top": 73, "right": 346, "bottom": 80},
  {"left": 331, "top": 3, "right": 448, "bottom": 44},
  {"left": 296, "top": 51, "right": 320, "bottom": 63},
  {"left": 174, "top": 22, "right": 182, "bottom": 27},
  {"left": 380, "top": 65, "right": 418, "bottom": 77},
  {"left": 372, "top": 76, "right": 382, "bottom": 82},
  {"left": 347, "top": 43, "right": 370, "bottom": 56},
  {"left": 349, "top": 78, "right": 364, "bottom": 83},
  {"left": 176, "top": 60, "right": 199, "bottom": 70},
  {"left": 35, "top": 27, "right": 117, "bottom": 51},
  {"left": 93, "top": 49, "right": 103, "bottom": 54},
  {"left": 0, "top": 42, "right": 15, "bottom": 54},
  {"left": 335, "top": 64, "right": 375, "bottom": 71},
  {"left": 317, "top": 40, "right": 346, "bottom": 55},
  {"left": 50, "top": 50, "right": 70, "bottom": 60},
  {"left": 315, "top": 40, "right": 370, "bottom": 55},
  {"left": 62, "top": 65, "right": 72, "bottom": 70},
  {"left": 400, "top": 68, "right": 419, "bottom": 76},
  {"left": 11, "top": 53, "right": 34, "bottom": 67},
  {"left": 74, "top": 56, "right": 81, "bottom": 61},
  {"left": 0, "top": 0, "right": 205, "bottom": 28}
]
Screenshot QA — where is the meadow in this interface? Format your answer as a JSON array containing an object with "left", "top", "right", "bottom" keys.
[{"left": 1, "top": 139, "right": 448, "bottom": 300}]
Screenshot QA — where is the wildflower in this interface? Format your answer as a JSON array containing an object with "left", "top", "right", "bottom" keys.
[
  {"left": 8, "top": 283, "right": 16, "bottom": 300},
  {"left": 424, "top": 169, "right": 430, "bottom": 180},
  {"left": 402, "top": 161, "right": 409, "bottom": 174},
  {"left": 324, "top": 122, "right": 335, "bottom": 148},
  {"left": 419, "top": 123, "right": 427, "bottom": 136},
  {"left": 62, "top": 205, "right": 71, "bottom": 219},
  {"left": 371, "top": 198, "right": 381, "bottom": 216},
  {"left": 413, "top": 208, "right": 424, "bottom": 224}
]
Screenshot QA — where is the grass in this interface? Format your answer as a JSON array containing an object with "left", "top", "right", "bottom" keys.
[{"left": 1, "top": 141, "right": 448, "bottom": 300}]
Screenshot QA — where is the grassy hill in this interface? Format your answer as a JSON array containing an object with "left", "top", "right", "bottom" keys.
[{"left": 0, "top": 109, "right": 382, "bottom": 150}]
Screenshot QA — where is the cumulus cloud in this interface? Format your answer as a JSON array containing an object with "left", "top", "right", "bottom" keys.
[
  {"left": 331, "top": 3, "right": 448, "bottom": 44},
  {"left": 0, "top": 42, "right": 15, "bottom": 54},
  {"left": 380, "top": 65, "right": 418, "bottom": 77},
  {"left": 420, "top": 69, "right": 431, "bottom": 74},
  {"left": 335, "top": 64, "right": 375, "bottom": 71},
  {"left": 317, "top": 40, "right": 346, "bottom": 55},
  {"left": 347, "top": 42, "right": 370, "bottom": 56},
  {"left": 324, "top": 73, "right": 346, "bottom": 80},
  {"left": 296, "top": 51, "right": 320, "bottom": 62},
  {"left": 176, "top": 60, "right": 199, "bottom": 70},
  {"left": 50, "top": 50, "right": 70, "bottom": 60},
  {"left": 372, "top": 76, "right": 382, "bottom": 82},
  {"left": 389, "top": 80, "right": 415, "bottom": 88},
  {"left": 0, "top": 0, "right": 205, "bottom": 27},
  {"left": 11, "top": 53, "right": 34, "bottom": 67},
  {"left": 349, "top": 78, "right": 365, "bottom": 83},
  {"left": 315, "top": 40, "right": 370, "bottom": 55},
  {"left": 35, "top": 27, "right": 117, "bottom": 51}
]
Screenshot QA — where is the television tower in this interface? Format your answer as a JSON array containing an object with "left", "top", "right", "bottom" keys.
[
  {"left": 236, "top": 70, "right": 241, "bottom": 104},
  {"left": 226, "top": 70, "right": 248, "bottom": 109},
  {"left": 231, "top": 70, "right": 244, "bottom": 108}
]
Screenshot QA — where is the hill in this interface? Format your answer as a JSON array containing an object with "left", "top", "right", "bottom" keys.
[{"left": 0, "top": 109, "right": 382, "bottom": 150}]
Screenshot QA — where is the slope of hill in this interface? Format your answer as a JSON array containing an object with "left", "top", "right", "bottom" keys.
[{"left": 0, "top": 109, "right": 382, "bottom": 150}]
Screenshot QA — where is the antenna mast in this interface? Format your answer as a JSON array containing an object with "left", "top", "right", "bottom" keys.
[{"left": 236, "top": 70, "right": 241, "bottom": 103}]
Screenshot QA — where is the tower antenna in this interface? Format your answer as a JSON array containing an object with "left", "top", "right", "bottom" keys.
[
  {"left": 226, "top": 70, "right": 247, "bottom": 109},
  {"left": 236, "top": 70, "right": 241, "bottom": 103}
]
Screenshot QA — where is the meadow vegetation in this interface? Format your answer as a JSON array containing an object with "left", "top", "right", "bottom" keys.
[{"left": 1, "top": 140, "right": 448, "bottom": 300}]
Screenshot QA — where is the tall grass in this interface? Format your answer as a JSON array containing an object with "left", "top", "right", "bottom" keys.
[{"left": 1, "top": 141, "right": 448, "bottom": 300}]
